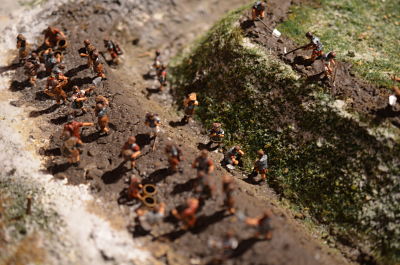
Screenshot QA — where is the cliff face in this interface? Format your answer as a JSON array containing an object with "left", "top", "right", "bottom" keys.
[{"left": 171, "top": 6, "right": 400, "bottom": 264}]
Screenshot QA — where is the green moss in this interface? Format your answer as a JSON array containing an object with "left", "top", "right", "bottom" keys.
[
  {"left": 278, "top": 0, "right": 400, "bottom": 89},
  {"left": 171, "top": 5, "right": 400, "bottom": 264}
]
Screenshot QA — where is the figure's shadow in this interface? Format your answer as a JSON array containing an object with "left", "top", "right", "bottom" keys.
[
  {"left": 142, "top": 72, "right": 155, "bottom": 80},
  {"left": 9, "top": 80, "right": 30, "bottom": 92},
  {"left": 29, "top": 104, "right": 60, "bottom": 118},
  {"left": 65, "top": 64, "right": 88, "bottom": 78},
  {"left": 70, "top": 76, "right": 93, "bottom": 87},
  {"left": 145, "top": 87, "right": 161, "bottom": 99},
  {"left": 144, "top": 168, "right": 173, "bottom": 184},
  {"left": 197, "top": 142, "right": 218, "bottom": 152},
  {"left": 50, "top": 114, "right": 69, "bottom": 125},
  {"left": 135, "top": 133, "right": 152, "bottom": 148},
  {"left": 171, "top": 178, "right": 198, "bottom": 195},
  {"left": 0, "top": 63, "right": 20, "bottom": 74},
  {"left": 228, "top": 237, "right": 261, "bottom": 259},
  {"left": 40, "top": 147, "right": 61, "bottom": 156},
  {"left": 101, "top": 162, "right": 130, "bottom": 184},
  {"left": 47, "top": 162, "right": 72, "bottom": 175},
  {"left": 169, "top": 119, "right": 186, "bottom": 128},
  {"left": 191, "top": 210, "right": 228, "bottom": 234},
  {"left": 81, "top": 131, "right": 107, "bottom": 143}
]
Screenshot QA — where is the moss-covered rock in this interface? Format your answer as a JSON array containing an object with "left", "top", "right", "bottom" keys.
[{"left": 171, "top": 6, "right": 400, "bottom": 264}]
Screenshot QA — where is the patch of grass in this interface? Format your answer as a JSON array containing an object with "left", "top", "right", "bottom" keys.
[
  {"left": 278, "top": 0, "right": 400, "bottom": 89},
  {"left": 171, "top": 5, "right": 400, "bottom": 264}
]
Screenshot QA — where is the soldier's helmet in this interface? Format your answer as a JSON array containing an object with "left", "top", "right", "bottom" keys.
[
  {"left": 128, "top": 136, "right": 136, "bottom": 144},
  {"left": 17, "top": 34, "right": 26, "bottom": 41},
  {"left": 328, "top": 51, "right": 336, "bottom": 58},
  {"left": 257, "top": 149, "right": 265, "bottom": 157},
  {"left": 155, "top": 50, "right": 161, "bottom": 56},
  {"left": 305, "top": 31, "right": 313, "bottom": 39},
  {"left": 212, "top": 122, "right": 221, "bottom": 128},
  {"left": 84, "top": 39, "right": 91, "bottom": 46}
]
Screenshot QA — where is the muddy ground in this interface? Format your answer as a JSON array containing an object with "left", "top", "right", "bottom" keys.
[{"left": 6, "top": 0, "right": 356, "bottom": 264}]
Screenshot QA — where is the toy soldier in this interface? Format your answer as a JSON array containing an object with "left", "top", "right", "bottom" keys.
[
  {"left": 222, "top": 175, "right": 235, "bottom": 214},
  {"left": 145, "top": 112, "right": 161, "bottom": 150},
  {"left": 44, "top": 71, "right": 68, "bottom": 105},
  {"left": 192, "top": 150, "right": 214, "bottom": 177},
  {"left": 63, "top": 120, "right": 94, "bottom": 145},
  {"left": 120, "top": 136, "right": 141, "bottom": 169},
  {"left": 171, "top": 198, "right": 199, "bottom": 230},
  {"left": 92, "top": 51, "right": 106, "bottom": 79},
  {"left": 208, "top": 231, "right": 239, "bottom": 262},
  {"left": 250, "top": 149, "right": 268, "bottom": 182},
  {"left": 153, "top": 50, "right": 162, "bottom": 70},
  {"left": 104, "top": 38, "right": 123, "bottom": 65},
  {"left": 42, "top": 48, "right": 61, "bottom": 74},
  {"left": 195, "top": 171, "right": 215, "bottom": 199},
  {"left": 94, "top": 96, "right": 110, "bottom": 134},
  {"left": 43, "top": 26, "right": 66, "bottom": 49},
  {"left": 321, "top": 51, "right": 337, "bottom": 81},
  {"left": 165, "top": 143, "right": 183, "bottom": 173},
  {"left": 182, "top": 93, "right": 199, "bottom": 124},
  {"left": 16, "top": 34, "right": 29, "bottom": 63},
  {"left": 223, "top": 146, "right": 245, "bottom": 170},
  {"left": 252, "top": 1, "right": 266, "bottom": 21},
  {"left": 71, "top": 86, "right": 92, "bottom": 116},
  {"left": 245, "top": 211, "right": 273, "bottom": 240},
  {"left": 136, "top": 202, "right": 166, "bottom": 233},
  {"left": 24, "top": 52, "right": 40, "bottom": 86},
  {"left": 80, "top": 39, "right": 97, "bottom": 67},
  {"left": 128, "top": 176, "right": 143, "bottom": 200},
  {"left": 303, "top": 32, "right": 323, "bottom": 61},
  {"left": 60, "top": 130, "right": 81, "bottom": 164},
  {"left": 156, "top": 64, "right": 167, "bottom": 91},
  {"left": 207, "top": 122, "right": 225, "bottom": 149}
]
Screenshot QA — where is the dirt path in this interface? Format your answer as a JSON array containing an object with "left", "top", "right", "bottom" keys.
[{"left": 5, "top": 0, "right": 354, "bottom": 264}]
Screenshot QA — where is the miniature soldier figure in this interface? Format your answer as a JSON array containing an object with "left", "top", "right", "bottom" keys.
[
  {"left": 42, "top": 48, "right": 61, "bottom": 74},
  {"left": 94, "top": 96, "right": 110, "bottom": 134},
  {"left": 43, "top": 26, "right": 66, "bottom": 49},
  {"left": 80, "top": 39, "right": 97, "bottom": 67},
  {"left": 24, "top": 52, "right": 40, "bottom": 86},
  {"left": 63, "top": 120, "right": 94, "bottom": 145},
  {"left": 172, "top": 198, "right": 199, "bottom": 230},
  {"left": 153, "top": 50, "right": 162, "bottom": 70},
  {"left": 120, "top": 136, "right": 141, "bottom": 169},
  {"left": 145, "top": 112, "right": 161, "bottom": 137},
  {"left": 128, "top": 176, "right": 143, "bottom": 200},
  {"left": 182, "top": 93, "right": 199, "bottom": 124},
  {"left": 156, "top": 64, "right": 167, "bottom": 91},
  {"left": 222, "top": 175, "right": 235, "bottom": 214},
  {"left": 252, "top": 1, "right": 267, "bottom": 21},
  {"left": 44, "top": 71, "right": 68, "bottom": 105},
  {"left": 245, "top": 211, "right": 273, "bottom": 240},
  {"left": 16, "top": 34, "right": 29, "bottom": 63},
  {"left": 195, "top": 171, "right": 215, "bottom": 199},
  {"left": 165, "top": 144, "right": 183, "bottom": 173},
  {"left": 223, "top": 146, "right": 245, "bottom": 170},
  {"left": 71, "top": 86, "right": 92, "bottom": 116},
  {"left": 92, "top": 51, "right": 106, "bottom": 79},
  {"left": 207, "top": 122, "right": 225, "bottom": 149},
  {"left": 208, "top": 231, "right": 239, "bottom": 262},
  {"left": 192, "top": 150, "right": 215, "bottom": 177},
  {"left": 136, "top": 202, "right": 166, "bottom": 233},
  {"left": 61, "top": 130, "right": 81, "bottom": 164},
  {"left": 303, "top": 32, "right": 323, "bottom": 61},
  {"left": 321, "top": 51, "right": 337, "bottom": 81},
  {"left": 104, "top": 38, "right": 123, "bottom": 65},
  {"left": 250, "top": 149, "right": 268, "bottom": 182}
]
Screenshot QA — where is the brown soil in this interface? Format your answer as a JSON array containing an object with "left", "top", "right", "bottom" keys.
[{"left": 7, "top": 0, "right": 354, "bottom": 264}]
